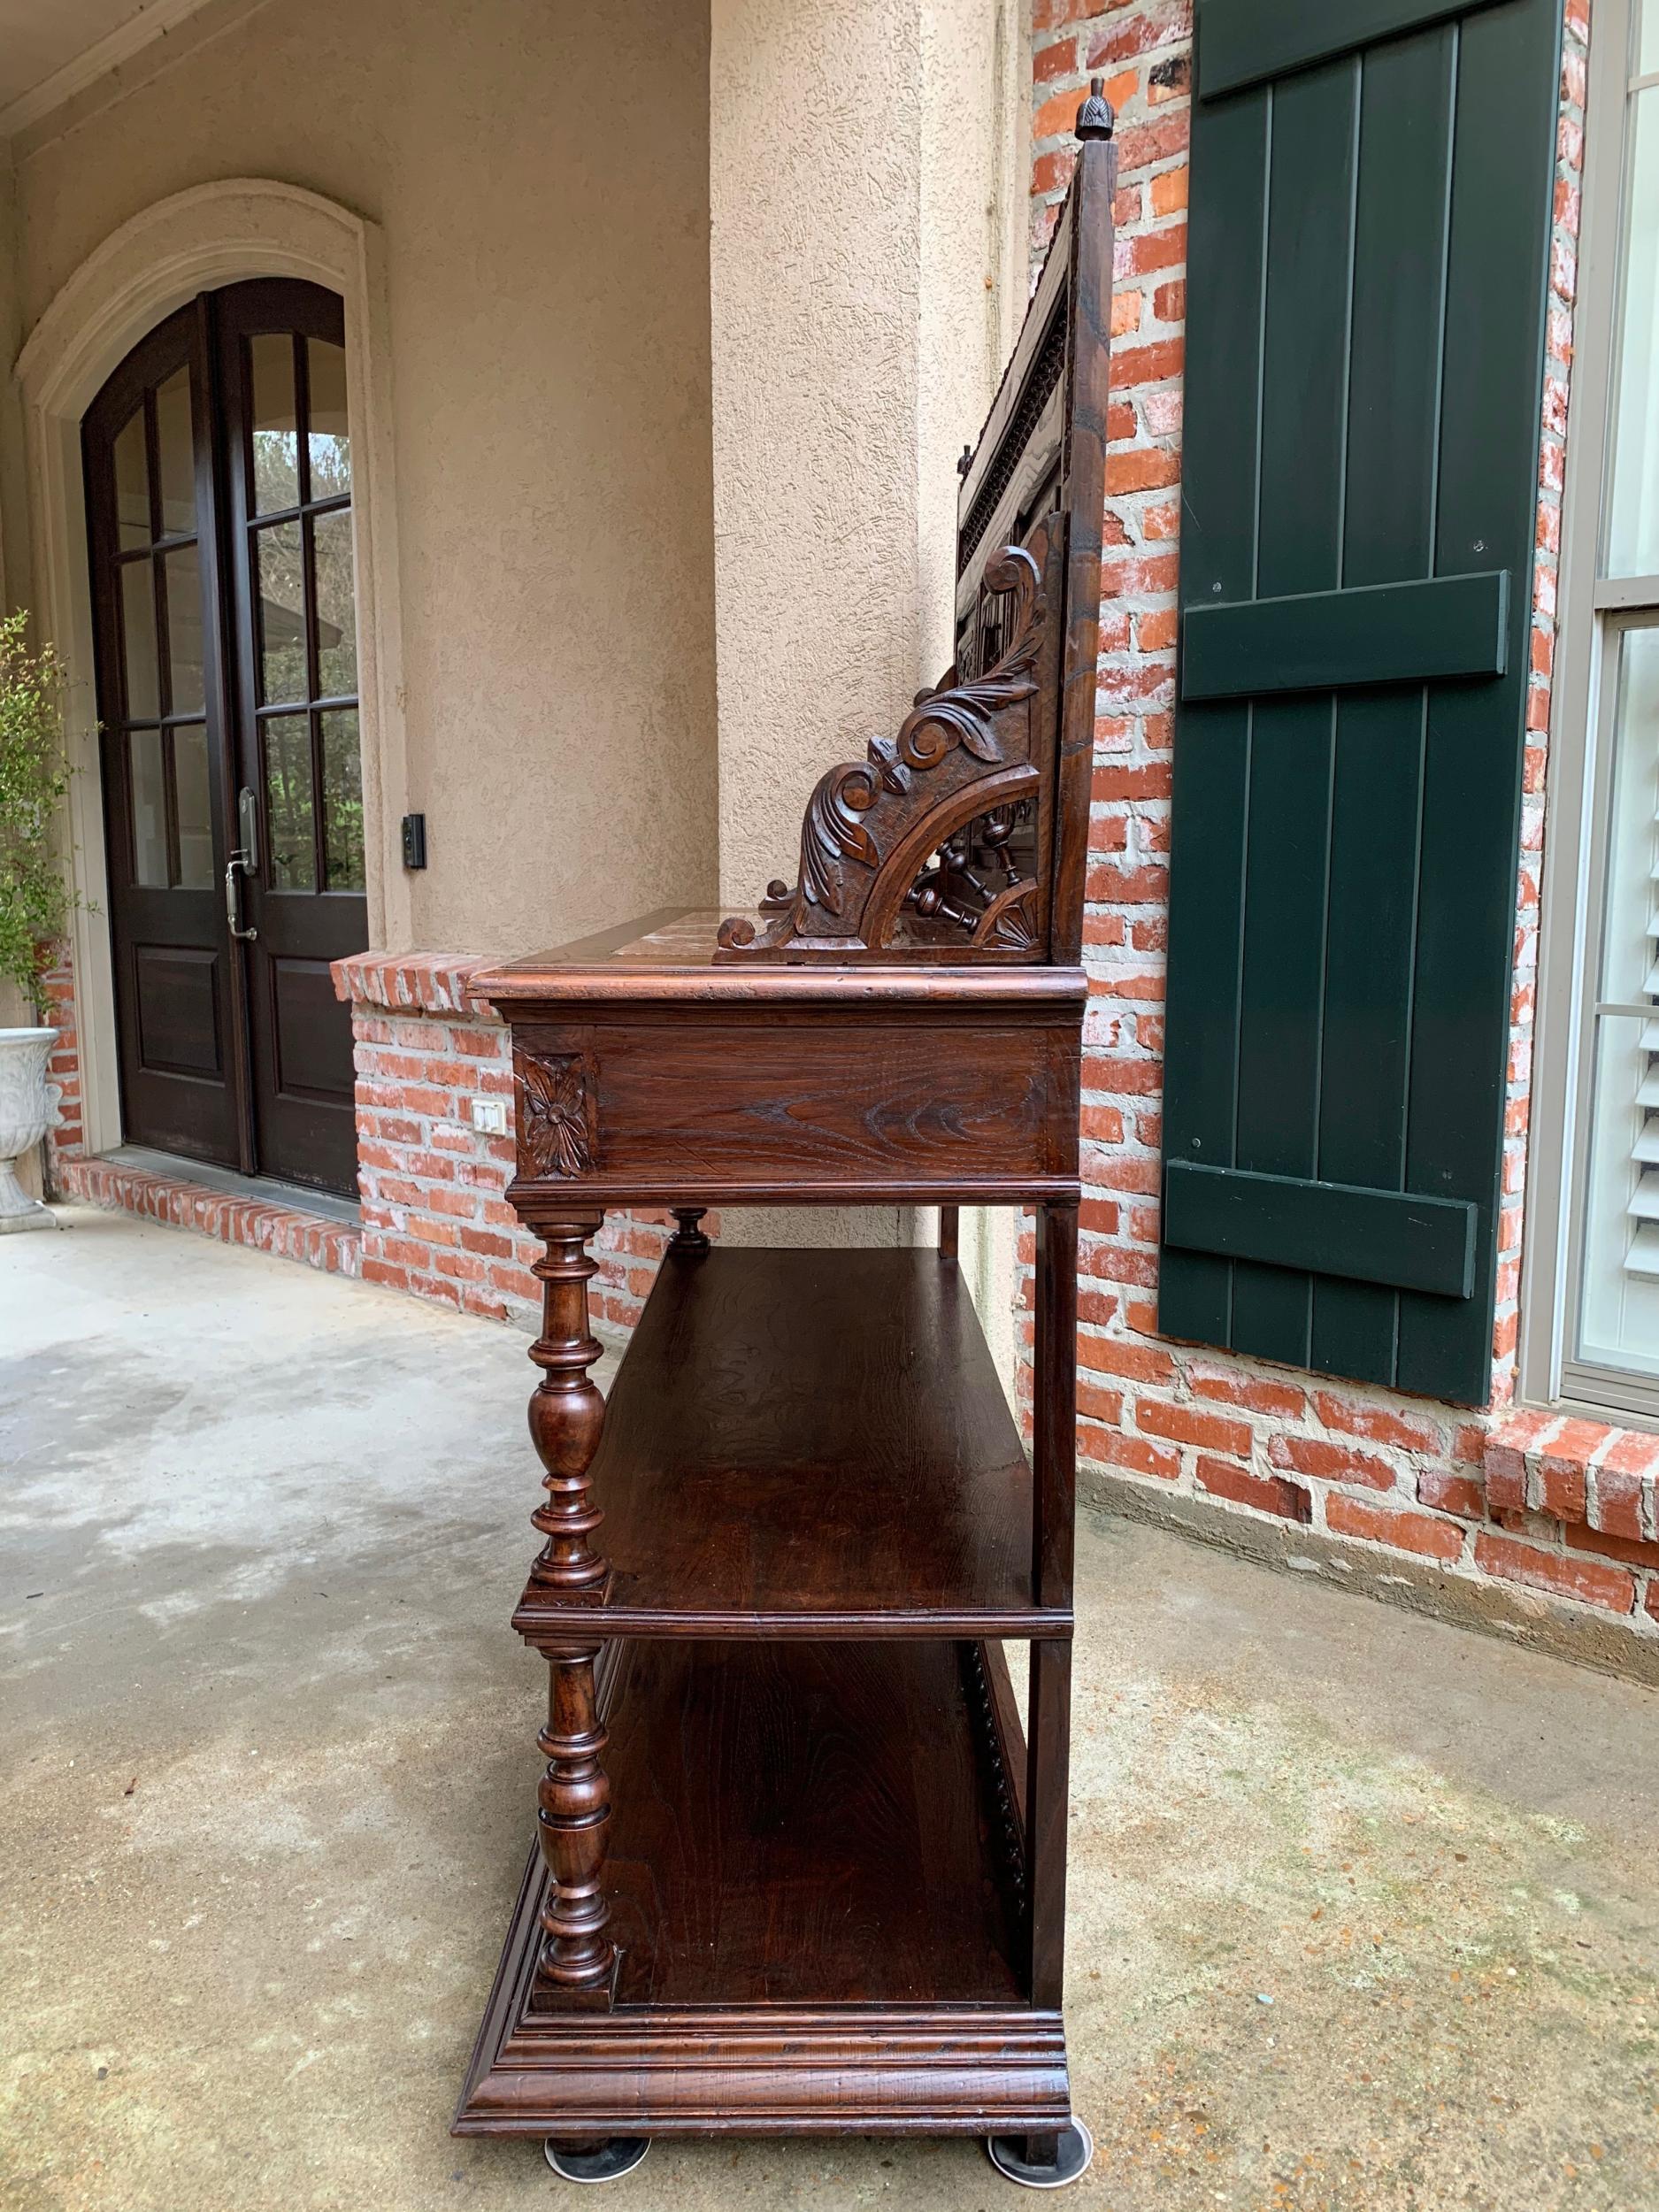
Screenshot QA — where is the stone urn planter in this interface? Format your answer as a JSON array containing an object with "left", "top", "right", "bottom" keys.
[{"left": 0, "top": 1026, "right": 59, "bottom": 1231}]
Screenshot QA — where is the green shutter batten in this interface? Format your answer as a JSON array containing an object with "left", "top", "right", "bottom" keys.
[
  {"left": 1159, "top": 0, "right": 1562, "bottom": 1405},
  {"left": 1181, "top": 571, "right": 1510, "bottom": 700}
]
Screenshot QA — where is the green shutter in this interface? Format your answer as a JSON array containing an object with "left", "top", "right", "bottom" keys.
[{"left": 1158, "top": 0, "right": 1562, "bottom": 1406}]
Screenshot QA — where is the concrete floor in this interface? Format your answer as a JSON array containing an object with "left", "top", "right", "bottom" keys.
[{"left": 3, "top": 1210, "right": 1657, "bottom": 2212}]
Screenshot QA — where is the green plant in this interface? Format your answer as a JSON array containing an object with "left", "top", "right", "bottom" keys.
[{"left": 0, "top": 611, "right": 73, "bottom": 1018}]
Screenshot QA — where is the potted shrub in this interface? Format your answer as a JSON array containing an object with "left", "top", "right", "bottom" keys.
[{"left": 0, "top": 612, "right": 71, "bottom": 1230}]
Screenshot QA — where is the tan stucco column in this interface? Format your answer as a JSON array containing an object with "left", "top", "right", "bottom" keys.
[
  {"left": 707, "top": 0, "right": 1027, "bottom": 1374},
  {"left": 710, "top": 0, "right": 1025, "bottom": 902}
]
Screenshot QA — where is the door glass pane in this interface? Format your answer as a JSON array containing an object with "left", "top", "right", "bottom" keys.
[
  {"left": 173, "top": 723, "right": 214, "bottom": 889},
  {"left": 120, "top": 560, "right": 160, "bottom": 719},
  {"left": 257, "top": 520, "right": 306, "bottom": 703},
  {"left": 163, "top": 542, "right": 205, "bottom": 715},
  {"left": 250, "top": 334, "right": 300, "bottom": 513},
  {"left": 307, "top": 338, "right": 350, "bottom": 498},
  {"left": 129, "top": 727, "right": 169, "bottom": 884},
  {"left": 313, "top": 509, "right": 357, "bottom": 696},
  {"left": 264, "top": 712, "right": 316, "bottom": 890},
  {"left": 113, "top": 405, "right": 150, "bottom": 549},
  {"left": 1606, "top": 88, "right": 1659, "bottom": 576},
  {"left": 155, "top": 367, "right": 196, "bottom": 537},
  {"left": 320, "top": 709, "right": 364, "bottom": 889}
]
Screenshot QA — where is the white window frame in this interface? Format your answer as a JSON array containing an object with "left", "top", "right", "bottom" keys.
[{"left": 1525, "top": 0, "right": 1659, "bottom": 1426}]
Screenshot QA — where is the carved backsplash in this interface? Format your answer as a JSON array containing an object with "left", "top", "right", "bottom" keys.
[{"left": 716, "top": 537, "right": 1058, "bottom": 963}]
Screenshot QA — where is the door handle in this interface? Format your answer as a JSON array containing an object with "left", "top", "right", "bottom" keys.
[
  {"left": 227, "top": 785, "right": 259, "bottom": 942},
  {"left": 225, "top": 851, "right": 257, "bottom": 941}
]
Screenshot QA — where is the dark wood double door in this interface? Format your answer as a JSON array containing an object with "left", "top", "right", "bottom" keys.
[{"left": 84, "top": 280, "right": 365, "bottom": 1199}]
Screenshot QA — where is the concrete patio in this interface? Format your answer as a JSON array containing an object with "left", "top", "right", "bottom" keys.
[{"left": 3, "top": 1208, "right": 1656, "bottom": 2212}]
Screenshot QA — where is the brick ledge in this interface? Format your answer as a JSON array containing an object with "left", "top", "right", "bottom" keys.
[
  {"left": 58, "top": 1157, "right": 362, "bottom": 1279},
  {"left": 1484, "top": 1409, "right": 1659, "bottom": 1541},
  {"left": 331, "top": 950, "right": 501, "bottom": 1017}
]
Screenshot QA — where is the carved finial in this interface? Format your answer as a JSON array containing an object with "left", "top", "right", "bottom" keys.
[
  {"left": 956, "top": 443, "right": 973, "bottom": 480},
  {"left": 1075, "top": 76, "right": 1115, "bottom": 141}
]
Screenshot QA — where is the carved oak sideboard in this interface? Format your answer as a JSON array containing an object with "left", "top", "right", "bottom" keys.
[{"left": 452, "top": 84, "right": 1117, "bottom": 2192}]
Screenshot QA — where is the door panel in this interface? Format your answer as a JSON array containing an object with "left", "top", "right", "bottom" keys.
[
  {"left": 84, "top": 302, "right": 244, "bottom": 1170},
  {"left": 219, "top": 280, "right": 365, "bottom": 1196},
  {"left": 134, "top": 945, "right": 224, "bottom": 1079}
]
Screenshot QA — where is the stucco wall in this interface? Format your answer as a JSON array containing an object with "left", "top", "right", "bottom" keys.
[
  {"left": 5, "top": 0, "right": 718, "bottom": 960},
  {"left": 709, "top": 0, "right": 1023, "bottom": 910}
]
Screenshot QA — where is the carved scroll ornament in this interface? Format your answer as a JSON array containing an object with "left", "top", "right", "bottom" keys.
[{"left": 716, "top": 544, "right": 1048, "bottom": 960}]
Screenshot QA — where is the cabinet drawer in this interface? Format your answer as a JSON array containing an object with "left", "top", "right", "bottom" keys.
[{"left": 509, "top": 1010, "right": 1081, "bottom": 1205}]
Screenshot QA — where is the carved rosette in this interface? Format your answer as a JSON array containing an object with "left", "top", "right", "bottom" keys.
[
  {"left": 717, "top": 544, "right": 1047, "bottom": 959},
  {"left": 517, "top": 1051, "right": 595, "bottom": 1178}
]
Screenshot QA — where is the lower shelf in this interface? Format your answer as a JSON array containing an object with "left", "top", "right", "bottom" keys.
[{"left": 455, "top": 1638, "right": 1064, "bottom": 2137}]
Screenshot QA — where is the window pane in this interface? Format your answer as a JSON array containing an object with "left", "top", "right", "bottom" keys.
[
  {"left": 164, "top": 542, "right": 205, "bottom": 715},
  {"left": 113, "top": 405, "right": 150, "bottom": 549},
  {"left": 250, "top": 333, "right": 299, "bottom": 513},
  {"left": 320, "top": 709, "right": 364, "bottom": 889},
  {"left": 173, "top": 723, "right": 213, "bottom": 889},
  {"left": 264, "top": 713, "right": 316, "bottom": 890},
  {"left": 307, "top": 337, "right": 350, "bottom": 498},
  {"left": 257, "top": 520, "right": 306, "bottom": 703},
  {"left": 155, "top": 367, "right": 196, "bottom": 537},
  {"left": 129, "top": 727, "right": 168, "bottom": 884},
  {"left": 1606, "top": 88, "right": 1659, "bottom": 575},
  {"left": 1641, "top": 0, "right": 1659, "bottom": 76},
  {"left": 120, "top": 560, "right": 160, "bottom": 719},
  {"left": 313, "top": 508, "right": 357, "bottom": 696},
  {"left": 1578, "top": 626, "right": 1659, "bottom": 1374}
]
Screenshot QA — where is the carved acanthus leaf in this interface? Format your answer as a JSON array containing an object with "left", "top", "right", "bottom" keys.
[{"left": 518, "top": 1052, "right": 594, "bottom": 1179}]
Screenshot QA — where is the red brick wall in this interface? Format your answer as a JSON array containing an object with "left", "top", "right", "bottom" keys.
[
  {"left": 38, "top": 945, "right": 83, "bottom": 1174},
  {"left": 1023, "top": 0, "right": 1659, "bottom": 1640},
  {"left": 333, "top": 955, "right": 694, "bottom": 1336}
]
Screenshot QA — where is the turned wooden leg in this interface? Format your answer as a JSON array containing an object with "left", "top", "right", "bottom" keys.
[
  {"left": 536, "top": 1641, "right": 614, "bottom": 1988},
  {"left": 527, "top": 1216, "right": 609, "bottom": 1593},
  {"left": 525, "top": 1217, "right": 616, "bottom": 1993},
  {"left": 669, "top": 1206, "right": 710, "bottom": 1252}
]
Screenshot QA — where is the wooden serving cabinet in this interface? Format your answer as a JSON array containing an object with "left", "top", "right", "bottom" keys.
[{"left": 452, "top": 86, "right": 1117, "bottom": 2188}]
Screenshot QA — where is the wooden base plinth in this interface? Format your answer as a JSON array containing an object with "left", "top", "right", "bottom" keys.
[
  {"left": 453, "top": 1847, "right": 1068, "bottom": 2137},
  {"left": 454, "top": 1638, "right": 1069, "bottom": 2139}
]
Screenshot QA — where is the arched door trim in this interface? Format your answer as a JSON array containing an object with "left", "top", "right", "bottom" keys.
[{"left": 16, "top": 179, "right": 409, "bottom": 1157}]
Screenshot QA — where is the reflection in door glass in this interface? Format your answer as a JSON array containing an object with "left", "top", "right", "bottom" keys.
[
  {"left": 120, "top": 561, "right": 160, "bottom": 719},
  {"left": 129, "top": 727, "right": 168, "bottom": 884},
  {"left": 173, "top": 723, "right": 214, "bottom": 888},
  {"left": 265, "top": 713, "right": 316, "bottom": 890},
  {"left": 257, "top": 521, "right": 306, "bottom": 702},
  {"left": 250, "top": 334, "right": 300, "bottom": 512},
  {"left": 113, "top": 407, "right": 150, "bottom": 549},
  {"left": 320, "top": 709, "right": 364, "bottom": 889},
  {"left": 313, "top": 510, "right": 357, "bottom": 696},
  {"left": 155, "top": 368, "right": 196, "bottom": 537},
  {"left": 164, "top": 542, "right": 205, "bottom": 714},
  {"left": 307, "top": 339, "right": 350, "bottom": 498}
]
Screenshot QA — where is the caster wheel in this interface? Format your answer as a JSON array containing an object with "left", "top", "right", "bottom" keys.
[
  {"left": 543, "top": 2137, "right": 652, "bottom": 2184},
  {"left": 986, "top": 2118, "right": 1094, "bottom": 2189}
]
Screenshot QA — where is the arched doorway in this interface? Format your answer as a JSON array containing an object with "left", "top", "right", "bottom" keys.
[{"left": 82, "top": 279, "right": 364, "bottom": 1197}]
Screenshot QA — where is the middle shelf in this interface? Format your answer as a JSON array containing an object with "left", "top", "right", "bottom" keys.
[{"left": 513, "top": 1242, "right": 1070, "bottom": 1641}]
